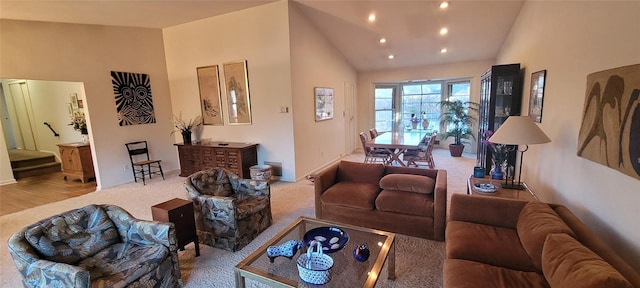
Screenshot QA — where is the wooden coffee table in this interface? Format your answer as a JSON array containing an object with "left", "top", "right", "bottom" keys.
[
  {"left": 467, "top": 175, "right": 539, "bottom": 201},
  {"left": 235, "top": 216, "right": 395, "bottom": 288}
]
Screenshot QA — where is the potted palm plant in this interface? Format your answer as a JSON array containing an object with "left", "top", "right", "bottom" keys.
[{"left": 439, "top": 100, "right": 479, "bottom": 157}]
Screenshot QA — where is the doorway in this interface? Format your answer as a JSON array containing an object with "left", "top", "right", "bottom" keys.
[{"left": 0, "top": 79, "right": 93, "bottom": 181}]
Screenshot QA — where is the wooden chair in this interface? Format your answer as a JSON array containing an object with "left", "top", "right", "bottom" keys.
[
  {"left": 403, "top": 132, "right": 437, "bottom": 168},
  {"left": 125, "top": 141, "right": 164, "bottom": 185},
  {"left": 369, "top": 128, "right": 379, "bottom": 139},
  {"left": 359, "top": 132, "right": 390, "bottom": 164}
]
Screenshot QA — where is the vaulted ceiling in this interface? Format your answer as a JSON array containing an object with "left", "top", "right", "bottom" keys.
[{"left": 0, "top": 0, "right": 524, "bottom": 71}]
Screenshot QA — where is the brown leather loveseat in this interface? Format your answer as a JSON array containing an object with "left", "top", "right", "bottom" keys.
[
  {"left": 314, "top": 160, "right": 447, "bottom": 241},
  {"left": 444, "top": 194, "right": 640, "bottom": 287}
]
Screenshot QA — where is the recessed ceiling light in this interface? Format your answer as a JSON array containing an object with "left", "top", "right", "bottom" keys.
[
  {"left": 388, "top": 54, "right": 395, "bottom": 59},
  {"left": 440, "top": 1, "right": 449, "bottom": 9},
  {"left": 440, "top": 27, "right": 448, "bottom": 35},
  {"left": 441, "top": 48, "right": 448, "bottom": 53},
  {"left": 368, "top": 13, "right": 376, "bottom": 22},
  {"left": 379, "top": 38, "right": 387, "bottom": 44}
]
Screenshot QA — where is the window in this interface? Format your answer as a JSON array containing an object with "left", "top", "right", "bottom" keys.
[{"left": 374, "top": 79, "right": 471, "bottom": 135}]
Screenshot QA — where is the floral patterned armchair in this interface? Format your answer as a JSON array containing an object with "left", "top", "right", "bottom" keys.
[
  {"left": 185, "top": 167, "right": 272, "bottom": 252},
  {"left": 7, "top": 204, "right": 181, "bottom": 288}
]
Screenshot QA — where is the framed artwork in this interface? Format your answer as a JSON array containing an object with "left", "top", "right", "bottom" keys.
[
  {"left": 223, "top": 60, "right": 252, "bottom": 125},
  {"left": 577, "top": 64, "right": 640, "bottom": 181},
  {"left": 70, "top": 93, "right": 78, "bottom": 110},
  {"left": 77, "top": 99, "right": 84, "bottom": 109},
  {"left": 528, "top": 70, "right": 546, "bottom": 123},
  {"left": 314, "top": 87, "right": 334, "bottom": 121},
  {"left": 197, "top": 65, "right": 223, "bottom": 125},
  {"left": 111, "top": 71, "right": 156, "bottom": 126}
]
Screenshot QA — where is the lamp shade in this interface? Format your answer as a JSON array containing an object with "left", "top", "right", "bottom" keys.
[{"left": 489, "top": 116, "right": 551, "bottom": 145}]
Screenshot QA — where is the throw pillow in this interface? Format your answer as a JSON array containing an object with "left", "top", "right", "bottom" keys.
[
  {"left": 379, "top": 174, "right": 435, "bottom": 194},
  {"left": 25, "top": 205, "right": 120, "bottom": 264},
  {"left": 517, "top": 201, "right": 576, "bottom": 271},
  {"left": 542, "top": 233, "right": 633, "bottom": 288}
]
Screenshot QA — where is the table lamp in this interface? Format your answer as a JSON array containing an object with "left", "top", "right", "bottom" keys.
[{"left": 488, "top": 116, "right": 551, "bottom": 189}]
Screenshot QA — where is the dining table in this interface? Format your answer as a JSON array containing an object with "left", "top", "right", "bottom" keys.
[{"left": 367, "top": 131, "right": 425, "bottom": 166}]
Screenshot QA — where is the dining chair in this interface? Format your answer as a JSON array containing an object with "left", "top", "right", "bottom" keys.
[
  {"left": 369, "top": 128, "right": 379, "bottom": 139},
  {"left": 359, "top": 132, "right": 390, "bottom": 164},
  {"left": 403, "top": 132, "right": 437, "bottom": 168},
  {"left": 124, "top": 140, "right": 164, "bottom": 185}
]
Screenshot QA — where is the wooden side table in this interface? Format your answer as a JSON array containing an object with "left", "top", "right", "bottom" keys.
[
  {"left": 467, "top": 175, "right": 539, "bottom": 201},
  {"left": 58, "top": 142, "right": 95, "bottom": 183},
  {"left": 151, "top": 198, "right": 200, "bottom": 256}
]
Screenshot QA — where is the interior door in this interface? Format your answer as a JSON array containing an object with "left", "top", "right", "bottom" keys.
[
  {"left": 7, "top": 81, "right": 37, "bottom": 150},
  {"left": 344, "top": 82, "right": 356, "bottom": 154}
]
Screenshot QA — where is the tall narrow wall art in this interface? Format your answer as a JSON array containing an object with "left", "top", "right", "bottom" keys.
[
  {"left": 577, "top": 64, "right": 640, "bottom": 181},
  {"left": 111, "top": 71, "right": 156, "bottom": 126},
  {"left": 223, "top": 61, "right": 252, "bottom": 125},
  {"left": 197, "top": 65, "right": 223, "bottom": 125}
]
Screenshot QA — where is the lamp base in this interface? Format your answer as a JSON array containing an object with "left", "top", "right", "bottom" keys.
[{"left": 502, "top": 183, "right": 525, "bottom": 190}]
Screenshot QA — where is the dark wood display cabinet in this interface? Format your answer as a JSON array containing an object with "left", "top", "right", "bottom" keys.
[
  {"left": 151, "top": 198, "right": 200, "bottom": 257},
  {"left": 477, "top": 63, "right": 523, "bottom": 175},
  {"left": 175, "top": 141, "right": 258, "bottom": 178}
]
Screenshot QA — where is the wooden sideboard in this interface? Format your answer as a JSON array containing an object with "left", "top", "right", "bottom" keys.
[
  {"left": 175, "top": 142, "right": 258, "bottom": 178},
  {"left": 58, "top": 142, "right": 95, "bottom": 183}
]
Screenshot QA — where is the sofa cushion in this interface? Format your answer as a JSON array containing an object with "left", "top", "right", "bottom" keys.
[
  {"left": 190, "top": 169, "right": 234, "bottom": 197},
  {"left": 25, "top": 205, "right": 120, "bottom": 264},
  {"left": 375, "top": 189, "right": 434, "bottom": 217},
  {"left": 517, "top": 201, "right": 576, "bottom": 271},
  {"left": 78, "top": 242, "right": 170, "bottom": 287},
  {"left": 337, "top": 161, "right": 385, "bottom": 187},
  {"left": 321, "top": 182, "right": 380, "bottom": 210},
  {"left": 444, "top": 259, "right": 549, "bottom": 288},
  {"left": 542, "top": 233, "right": 633, "bottom": 288},
  {"left": 446, "top": 221, "right": 538, "bottom": 272},
  {"left": 379, "top": 174, "right": 435, "bottom": 194}
]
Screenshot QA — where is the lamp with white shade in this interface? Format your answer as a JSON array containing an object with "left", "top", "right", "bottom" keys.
[{"left": 488, "top": 116, "right": 551, "bottom": 189}]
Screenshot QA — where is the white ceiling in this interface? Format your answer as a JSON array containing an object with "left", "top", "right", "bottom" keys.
[{"left": 0, "top": 0, "right": 525, "bottom": 71}]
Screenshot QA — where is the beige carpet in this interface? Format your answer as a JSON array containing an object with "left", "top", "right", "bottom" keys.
[{"left": 0, "top": 148, "right": 475, "bottom": 287}]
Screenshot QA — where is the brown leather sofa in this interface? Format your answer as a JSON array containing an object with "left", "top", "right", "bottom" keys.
[
  {"left": 314, "top": 160, "right": 447, "bottom": 241},
  {"left": 444, "top": 194, "right": 640, "bottom": 287}
]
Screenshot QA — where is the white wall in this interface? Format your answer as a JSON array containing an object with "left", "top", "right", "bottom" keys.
[
  {"left": 0, "top": 20, "right": 178, "bottom": 189},
  {"left": 289, "top": 2, "right": 358, "bottom": 178},
  {"left": 498, "top": 1, "right": 640, "bottom": 270},
  {"left": 357, "top": 60, "right": 495, "bottom": 152}
]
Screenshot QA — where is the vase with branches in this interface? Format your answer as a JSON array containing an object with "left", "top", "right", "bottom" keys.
[{"left": 171, "top": 113, "right": 202, "bottom": 144}]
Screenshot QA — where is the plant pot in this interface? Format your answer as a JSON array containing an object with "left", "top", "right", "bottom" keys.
[
  {"left": 411, "top": 122, "right": 418, "bottom": 129},
  {"left": 448, "top": 144, "right": 464, "bottom": 157},
  {"left": 181, "top": 130, "right": 192, "bottom": 145}
]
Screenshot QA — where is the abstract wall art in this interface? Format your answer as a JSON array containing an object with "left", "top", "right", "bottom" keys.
[
  {"left": 197, "top": 65, "right": 223, "bottom": 125},
  {"left": 111, "top": 71, "right": 156, "bottom": 126},
  {"left": 577, "top": 64, "right": 640, "bottom": 180},
  {"left": 223, "top": 60, "right": 252, "bottom": 125}
]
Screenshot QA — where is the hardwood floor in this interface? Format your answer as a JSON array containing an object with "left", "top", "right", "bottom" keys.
[{"left": 0, "top": 172, "right": 96, "bottom": 216}]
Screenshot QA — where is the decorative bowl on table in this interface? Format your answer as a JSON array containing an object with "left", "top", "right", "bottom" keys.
[
  {"left": 474, "top": 183, "right": 498, "bottom": 193},
  {"left": 303, "top": 227, "right": 349, "bottom": 253}
]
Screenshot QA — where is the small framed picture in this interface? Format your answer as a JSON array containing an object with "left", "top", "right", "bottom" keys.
[
  {"left": 70, "top": 93, "right": 79, "bottom": 110},
  {"left": 67, "top": 103, "right": 73, "bottom": 116},
  {"left": 529, "top": 70, "right": 546, "bottom": 123},
  {"left": 77, "top": 99, "right": 84, "bottom": 109}
]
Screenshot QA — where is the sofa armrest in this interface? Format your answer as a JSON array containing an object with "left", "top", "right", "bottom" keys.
[
  {"left": 433, "top": 169, "right": 447, "bottom": 241},
  {"left": 103, "top": 204, "right": 176, "bottom": 247},
  {"left": 449, "top": 194, "right": 528, "bottom": 229},
  {"left": 8, "top": 228, "right": 91, "bottom": 288},
  {"left": 314, "top": 162, "right": 339, "bottom": 218}
]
